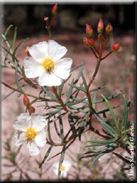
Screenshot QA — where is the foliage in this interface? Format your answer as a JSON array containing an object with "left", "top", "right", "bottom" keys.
[{"left": 1, "top": 4, "right": 135, "bottom": 181}]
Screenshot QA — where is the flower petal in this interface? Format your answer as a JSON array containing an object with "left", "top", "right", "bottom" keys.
[
  {"left": 48, "top": 40, "right": 67, "bottom": 61},
  {"left": 38, "top": 72, "right": 61, "bottom": 86},
  {"left": 31, "top": 114, "right": 47, "bottom": 132},
  {"left": 27, "top": 141, "right": 40, "bottom": 156},
  {"left": 15, "top": 132, "right": 26, "bottom": 146},
  {"left": 28, "top": 41, "right": 48, "bottom": 62},
  {"left": 54, "top": 58, "right": 72, "bottom": 79},
  {"left": 23, "top": 57, "right": 44, "bottom": 78},
  {"left": 35, "top": 129, "right": 47, "bottom": 147},
  {"left": 13, "top": 113, "right": 31, "bottom": 132}
]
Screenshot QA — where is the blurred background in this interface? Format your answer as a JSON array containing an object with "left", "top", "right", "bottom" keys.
[
  {"left": 1, "top": 2, "right": 136, "bottom": 181},
  {"left": 2, "top": 3, "right": 135, "bottom": 37}
]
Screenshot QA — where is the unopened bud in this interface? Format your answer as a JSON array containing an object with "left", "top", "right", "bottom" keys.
[
  {"left": 25, "top": 46, "right": 31, "bottom": 57},
  {"left": 28, "top": 105, "right": 35, "bottom": 115},
  {"left": 105, "top": 23, "right": 113, "bottom": 35},
  {"left": 44, "top": 17, "right": 49, "bottom": 22},
  {"left": 88, "top": 39, "right": 95, "bottom": 47},
  {"left": 98, "top": 34, "right": 105, "bottom": 44},
  {"left": 112, "top": 43, "right": 120, "bottom": 52},
  {"left": 23, "top": 94, "right": 30, "bottom": 107},
  {"left": 86, "top": 24, "right": 93, "bottom": 38},
  {"left": 52, "top": 3, "right": 58, "bottom": 15},
  {"left": 97, "top": 19, "right": 104, "bottom": 33},
  {"left": 83, "top": 37, "right": 89, "bottom": 47}
]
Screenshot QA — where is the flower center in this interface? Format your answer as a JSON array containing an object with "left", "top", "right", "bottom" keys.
[
  {"left": 60, "top": 165, "right": 66, "bottom": 171},
  {"left": 41, "top": 58, "right": 54, "bottom": 73},
  {"left": 25, "top": 127, "right": 37, "bottom": 141}
]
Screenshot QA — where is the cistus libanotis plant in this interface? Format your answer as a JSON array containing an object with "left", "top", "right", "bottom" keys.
[{"left": 1, "top": 4, "right": 135, "bottom": 180}]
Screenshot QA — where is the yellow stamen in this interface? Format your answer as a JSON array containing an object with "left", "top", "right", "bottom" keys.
[
  {"left": 60, "top": 165, "right": 66, "bottom": 171},
  {"left": 25, "top": 127, "right": 37, "bottom": 141},
  {"left": 41, "top": 58, "right": 54, "bottom": 73}
]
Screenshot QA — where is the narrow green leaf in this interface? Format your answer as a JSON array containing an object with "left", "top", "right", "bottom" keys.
[
  {"left": 2, "top": 90, "right": 15, "bottom": 101},
  {"left": 101, "top": 94, "right": 119, "bottom": 132},
  {"left": 81, "top": 71, "right": 87, "bottom": 88},
  {"left": 1, "top": 34, "right": 11, "bottom": 50},
  {"left": 42, "top": 86, "right": 58, "bottom": 101},
  {"left": 92, "top": 91, "right": 98, "bottom": 109},
  {"left": 89, "top": 86, "right": 106, "bottom": 93},
  {"left": 94, "top": 93, "right": 121, "bottom": 104},
  {"left": 71, "top": 62, "right": 85, "bottom": 72},
  {"left": 89, "top": 153, "right": 105, "bottom": 168},
  {"left": 97, "top": 105, "right": 120, "bottom": 114},
  {"left": 58, "top": 146, "right": 65, "bottom": 178},
  {"left": 13, "top": 27, "right": 17, "bottom": 51},
  {"left": 87, "top": 138, "right": 118, "bottom": 146},
  {"left": 39, "top": 145, "right": 54, "bottom": 168},
  {"left": 68, "top": 113, "right": 76, "bottom": 137},
  {"left": 84, "top": 146, "right": 108, "bottom": 154},
  {"left": 47, "top": 120, "right": 54, "bottom": 143},
  {"left": 73, "top": 62, "right": 84, "bottom": 84},
  {"left": 121, "top": 94, "right": 130, "bottom": 131},
  {"left": 14, "top": 38, "right": 29, "bottom": 57},
  {"left": 65, "top": 79, "right": 74, "bottom": 103},
  {"left": 67, "top": 97, "right": 86, "bottom": 106},
  {"left": 68, "top": 83, "right": 86, "bottom": 92},
  {"left": 92, "top": 107, "right": 117, "bottom": 137},
  {"left": 15, "top": 64, "right": 23, "bottom": 92}
]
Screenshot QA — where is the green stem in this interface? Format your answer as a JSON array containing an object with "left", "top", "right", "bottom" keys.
[
  {"left": 1, "top": 81, "right": 50, "bottom": 102},
  {"left": 52, "top": 86, "right": 68, "bottom": 112}
]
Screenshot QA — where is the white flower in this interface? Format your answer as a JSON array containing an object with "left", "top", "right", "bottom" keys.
[
  {"left": 23, "top": 40, "right": 73, "bottom": 86},
  {"left": 52, "top": 159, "right": 72, "bottom": 178},
  {"left": 13, "top": 113, "right": 47, "bottom": 156}
]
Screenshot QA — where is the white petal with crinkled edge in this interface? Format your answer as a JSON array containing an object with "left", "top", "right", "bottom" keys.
[
  {"left": 48, "top": 40, "right": 67, "bottom": 61},
  {"left": 35, "top": 129, "right": 47, "bottom": 147},
  {"left": 28, "top": 41, "right": 48, "bottom": 62},
  {"left": 38, "top": 72, "right": 62, "bottom": 86},
  {"left": 13, "top": 113, "right": 31, "bottom": 132},
  {"left": 31, "top": 114, "right": 47, "bottom": 132},
  {"left": 23, "top": 57, "right": 44, "bottom": 78},
  {"left": 54, "top": 58, "right": 72, "bottom": 79},
  {"left": 27, "top": 141, "right": 40, "bottom": 156},
  {"left": 15, "top": 132, "right": 26, "bottom": 146}
]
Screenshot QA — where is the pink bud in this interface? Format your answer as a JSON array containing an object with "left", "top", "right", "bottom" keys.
[
  {"left": 88, "top": 39, "right": 95, "bottom": 47},
  {"left": 105, "top": 23, "right": 113, "bottom": 35},
  {"left": 28, "top": 106, "right": 35, "bottom": 115},
  {"left": 97, "top": 19, "right": 104, "bottom": 33},
  {"left": 98, "top": 34, "right": 105, "bottom": 44},
  {"left": 86, "top": 24, "right": 93, "bottom": 38},
  {"left": 23, "top": 94, "right": 30, "bottom": 107},
  {"left": 83, "top": 37, "right": 89, "bottom": 47},
  {"left": 52, "top": 3, "right": 58, "bottom": 15},
  {"left": 112, "top": 43, "right": 120, "bottom": 52}
]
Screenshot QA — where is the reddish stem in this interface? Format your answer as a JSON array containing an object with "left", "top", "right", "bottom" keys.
[
  {"left": 101, "top": 50, "right": 112, "bottom": 61},
  {"left": 49, "top": 16, "right": 55, "bottom": 28},
  {"left": 90, "top": 47, "right": 98, "bottom": 59},
  {"left": 94, "top": 44, "right": 100, "bottom": 54}
]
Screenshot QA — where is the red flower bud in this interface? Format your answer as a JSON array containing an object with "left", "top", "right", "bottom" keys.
[
  {"left": 23, "top": 94, "right": 30, "bottom": 107},
  {"left": 88, "top": 39, "right": 95, "bottom": 47},
  {"left": 105, "top": 23, "right": 113, "bottom": 35},
  {"left": 83, "top": 37, "right": 95, "bottom": 48},
  {"left": 52, "top": 3, "right": 58, "bottom": 15},
  {"left": 98, "top": 34, "right": 105, "bottom": 44},
  {"left": 112, "top": 43, "right": 120, "bottom": 52},
  {"left": 83, "top": 37, "right": 89, "bottom": 47},
  {"left": 97, "top": 19, "right": 104, "bottom": 33},
  {"left": 86, "top": 24, "right": 93, "bottom": 38},
  {"left": 28, "top": 105, "right": 35, "bottom": 115}
]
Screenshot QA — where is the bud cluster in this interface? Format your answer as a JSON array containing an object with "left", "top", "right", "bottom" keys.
[
  {"left": 23, "top": 94, "right": 35, "bottom": 115},
  {"left": 83, "top": 19, "right": 120, "bottom": 61}
]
